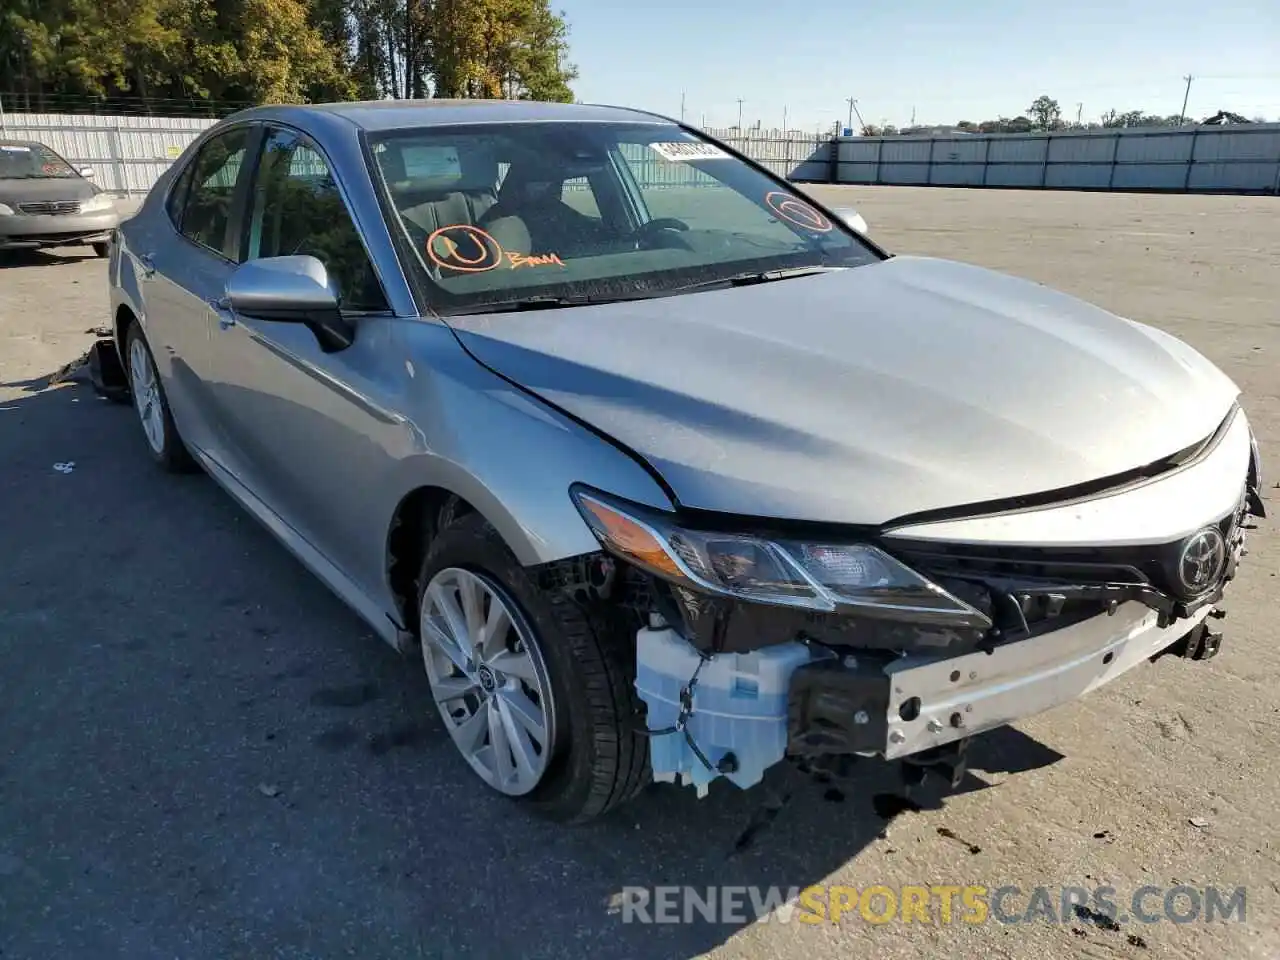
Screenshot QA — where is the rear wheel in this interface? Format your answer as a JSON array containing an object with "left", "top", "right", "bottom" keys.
[
  {"left": 125, "top": 324, "right": 196, "bottom": 472},
  {"left": 417, "top": 513, "right": 650, "bottom": 823}
]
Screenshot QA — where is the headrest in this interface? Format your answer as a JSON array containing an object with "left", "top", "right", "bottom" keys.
[{"left": 499, "top": 152, "right": 607, "bottom": 202}]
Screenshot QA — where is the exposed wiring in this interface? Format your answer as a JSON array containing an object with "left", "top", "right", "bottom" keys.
[{"left": 634, "top": 651, "right": 723, "bottom": 773}]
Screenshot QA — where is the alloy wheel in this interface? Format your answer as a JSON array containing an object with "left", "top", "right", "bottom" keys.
[
  {"left": 129, "top": 337, "right": 165, "bottom": 454},
  {"left": 420, "top": 567, "right": 557, "bottom": 796}
]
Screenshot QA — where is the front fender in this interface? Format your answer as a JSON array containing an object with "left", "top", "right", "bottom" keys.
[{"left": 381, "top": 322, "right": 675, "bottom": 571}]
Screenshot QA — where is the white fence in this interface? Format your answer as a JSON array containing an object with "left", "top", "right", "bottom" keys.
[
  {"left": 824, "top": 124, "right": 1280, "bottom": 193},
  {"left": 0, "top": 111, "right": 830, "bottom": 195},
  {"left": 3, "top": 110, "right": 1278, "bottom": 196},
  {"left": 0, "top": 112, "right": 216, "bottom": 194}
]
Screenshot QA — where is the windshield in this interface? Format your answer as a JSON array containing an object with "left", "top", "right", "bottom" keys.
[
  {"left": 367, "top": 122, "right": 878, "bottom": 313},
  {"left": 0, "top": 143, "right": 77, "bottom": 179}
]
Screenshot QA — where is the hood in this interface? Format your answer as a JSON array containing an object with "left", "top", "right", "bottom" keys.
[
  {"left": 447, "top": 256, "right": 1240, "bottom": 527},
  {"left": 0, "top": 176, "right": 97, "bottom": 205}
]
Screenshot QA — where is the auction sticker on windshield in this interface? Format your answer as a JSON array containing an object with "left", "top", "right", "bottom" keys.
[
  {"left": 403, "top": 145, "right": 462, "bottom": 180},
  {"left": 648, "top": 142, "right": 729, "bottom": 162}
]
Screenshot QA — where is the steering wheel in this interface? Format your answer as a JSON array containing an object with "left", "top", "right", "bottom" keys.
[{"left": 633, "top": 217, "right": 691, "bottom": 250}]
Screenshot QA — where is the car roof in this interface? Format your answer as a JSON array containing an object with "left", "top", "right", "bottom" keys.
[{"left": 226, "top": 99, "right": 678, "bottom": 133}]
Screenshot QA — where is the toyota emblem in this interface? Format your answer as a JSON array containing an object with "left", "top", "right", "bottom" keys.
[{"left": 1177, "top": 527, "right": 1227, "bottom": 594}]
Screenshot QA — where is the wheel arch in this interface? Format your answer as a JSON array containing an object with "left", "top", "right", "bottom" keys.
[
  {"left": 385, "top": 484, "right": 475, "bottom": 634},
  {"left": 381, "top": 469, "right": 593, "bottom": 639},
  {"left": 114, "top": 303, "right": 139, "bottom": 369}
]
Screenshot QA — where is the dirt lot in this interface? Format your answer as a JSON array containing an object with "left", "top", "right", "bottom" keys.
[{"left": 1, "top": 187, "right": 1277, "bottom": 960}]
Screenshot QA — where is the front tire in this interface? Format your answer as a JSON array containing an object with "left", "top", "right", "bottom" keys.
[
  {"left": 417, "top": 513, "right": 650, "bottom": 823},
  {"left": 124, "top": 323, "right": 196, "bottom": 473}
]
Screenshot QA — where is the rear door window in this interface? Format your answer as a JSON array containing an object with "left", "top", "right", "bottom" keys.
[
  {"left": 178, "top": 127, "right": 252, "bottom": 257},
  {"left": 165, "top": 162, "right": 196, "bottom": 228}
]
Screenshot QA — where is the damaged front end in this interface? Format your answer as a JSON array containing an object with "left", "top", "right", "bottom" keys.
[{"left": 553, "top": 438, "right": 1265, "bottom": 797}]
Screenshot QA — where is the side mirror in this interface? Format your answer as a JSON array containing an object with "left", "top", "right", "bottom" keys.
[
  {"left": 831, "top": 206, "right": 868, "bottom": 235},
  {"left": 79, "top": 167, "right": 95, "bottom": 179},
  {"left": 226, "top": 255, "right": 354, "bottom": 352}
]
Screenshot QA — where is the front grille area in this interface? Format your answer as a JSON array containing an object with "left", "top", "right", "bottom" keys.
[
  {"left": 17, "top": 200, "right": 81, "bottom": 216},
  {"left": 887, "top": 497, "right": 1246, "bottom": 636},
  {"left": 891, "top": 519, "right": 1239, "bottom": 602},
  {"left": 890, "top": 540, "right": 1157, "bottom": 590}
]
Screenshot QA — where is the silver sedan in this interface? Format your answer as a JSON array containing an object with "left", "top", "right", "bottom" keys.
[
  {"left": 0, "top": 139, "right": 119, "bottom": 256},
  {"left": 105, "top": 100, "right": 1265, "bottom": 823}
]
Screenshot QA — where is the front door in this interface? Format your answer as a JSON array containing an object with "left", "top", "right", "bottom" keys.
[{"left": 201, "top": 124, "right": 404, "bottom": 598}]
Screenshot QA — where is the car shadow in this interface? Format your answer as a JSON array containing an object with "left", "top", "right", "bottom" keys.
[
  {"left": 0, "top": 247, "right": 101, "bottom": 268},
  {"left": 0, "top": 371, "right": 1065, "bottom": 960}
]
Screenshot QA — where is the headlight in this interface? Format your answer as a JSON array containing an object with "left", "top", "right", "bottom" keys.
[
  {"left": 572, "top": 489, "right": 989, "bottom": 625},
  {"left": 0, "top": 202, "right": 14, "bottom": 216},
  {"left": 80, "top": 193, "right": 115, "bottom": 213}
]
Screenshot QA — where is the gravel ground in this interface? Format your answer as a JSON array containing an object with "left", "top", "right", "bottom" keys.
[{"left": 1, "top": 187, "right": 1277, "bottom": 960}]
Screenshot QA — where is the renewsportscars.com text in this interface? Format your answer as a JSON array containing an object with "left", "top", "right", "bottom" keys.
[{"left": 614, "top": 884, "right": 1247, "bottom": 926}]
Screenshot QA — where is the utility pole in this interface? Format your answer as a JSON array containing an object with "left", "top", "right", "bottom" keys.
[
  {"left": 680, "top": 90, "right": 685, "bottom": 123},
  {"left": 1179, "top": 74, "right": 1194, "bottom": 125},
  {"left": 910, "top": 105, "right": 916, "bottom": 127},
  {"left": 845, "top": 98, "right": 866, "bottom": 133},
  {"left": 1076, "top": 102, "right": 1083, "bottom": 126},
  {"left": 782, "top": 105, "right": 787, "bottom": 134},
  {"left": 736, "top": 98, "right": 744, "bottom": 130}
]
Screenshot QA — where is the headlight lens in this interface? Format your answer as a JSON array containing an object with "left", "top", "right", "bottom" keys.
[
  {"left": 0, "top": 202, "right": 14, "bottom": 216},
  {"left": 572, "top": 489, "right": 989, "bottom": 625},
  {"left": 80, "top": 193, "right": 115, "bottom": 213}
]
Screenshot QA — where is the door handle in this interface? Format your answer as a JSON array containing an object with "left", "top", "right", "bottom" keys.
[
  {"left": 209, "top": 297, "right": 236, "bottom": 330},
  {"left": 137, "top": 253, "right": 156, "bottom": 279}
]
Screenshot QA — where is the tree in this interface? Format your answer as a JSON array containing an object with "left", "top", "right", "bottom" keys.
[
  {"left": 424, "top": 0, "right": 576, "bottom": 101},
  {"left": 1101, "top": 109, "right": 1180, "bottom": 129},
  {"left": 234, "top": 0, "right": 355, "bottom": 104},
  {"left": 0, "top": 0, "right": 578, "bottom": 109},
  {"left": 1028, "top": 95, "right": 1061, "bottom": 130}
]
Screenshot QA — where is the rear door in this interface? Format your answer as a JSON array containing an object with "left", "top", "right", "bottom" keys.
[
  {"left": 200, "top": 123, "right": 404, "bottom": 594},
  {"left": 137, "top": 124, "right": 258, "bottom": 459}
]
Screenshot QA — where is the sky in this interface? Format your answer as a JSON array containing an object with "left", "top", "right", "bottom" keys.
[{"left": 556, "top": 0, "right": 1280, "bottom": 132}]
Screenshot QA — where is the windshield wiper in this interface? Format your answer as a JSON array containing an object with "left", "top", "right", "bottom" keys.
[
  {"left": 457, "top": 294, "right": 643, "bottom": 315},
  {"left": 673, "top": 265, "right": 845, "bottom": 293},
  {"left": 450, "top": 266, "right": 846, "bottom": 316}
]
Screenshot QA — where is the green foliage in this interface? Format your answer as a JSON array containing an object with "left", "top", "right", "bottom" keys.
[
  {"left": 0, "top": 0, "right": 576, "bottom": 108},
  {"left": 1100, "top": 109, "right": 1185, "bottom": 129},
  {"left": 424, "top": 0, "right": 576, "bottom": 101},
  {"left": 1027, "top": 95, "right": 1062, "bottom": 131}
]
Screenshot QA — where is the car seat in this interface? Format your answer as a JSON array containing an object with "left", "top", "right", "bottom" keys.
[{"left": 384, "top": 146, "right": 501, "bottom": 235}]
